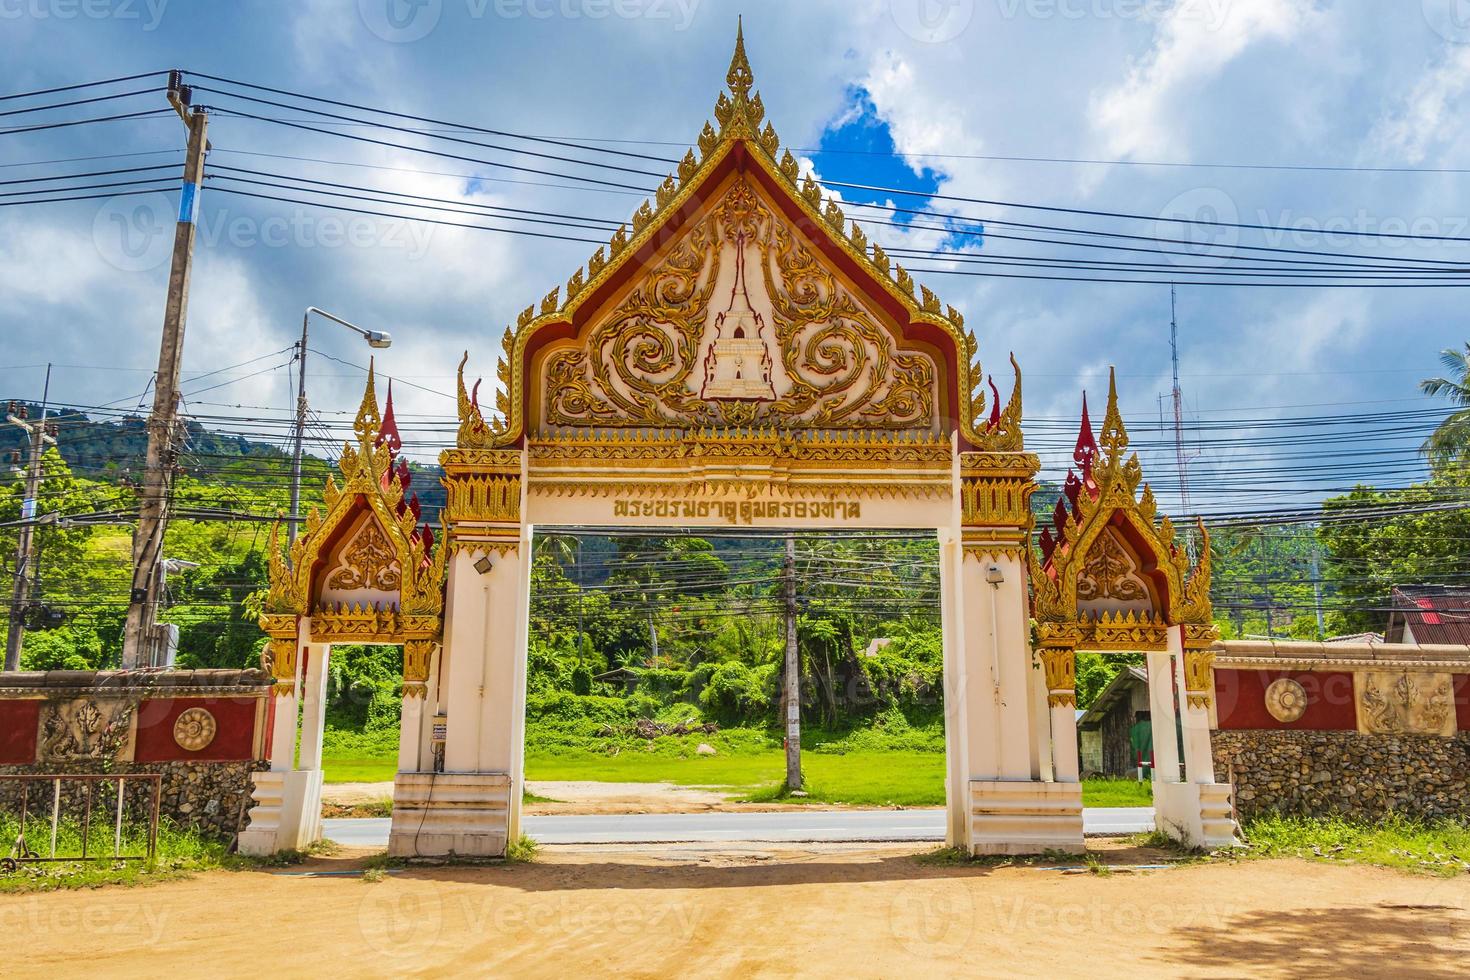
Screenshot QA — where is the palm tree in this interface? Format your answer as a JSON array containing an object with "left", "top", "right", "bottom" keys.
[
  {"left": 1420, "top": 344, "right": 1470, "bottom": 466},
  {"left": 533, "top": 532, "right": 577, "bottom": 567}
]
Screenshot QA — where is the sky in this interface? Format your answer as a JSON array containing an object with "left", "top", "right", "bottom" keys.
[{"left": 3, "top": 0, "right": 1470, "bottom": 518}]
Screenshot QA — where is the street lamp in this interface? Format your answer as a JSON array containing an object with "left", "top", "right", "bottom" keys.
[{"left": 289, "top": 307, "right": 393, "bottom": 544}]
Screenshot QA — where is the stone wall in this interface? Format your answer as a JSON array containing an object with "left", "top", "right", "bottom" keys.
[
  {"left": 0, "top": 759, "right": 266, "bottom": 839},
  {"left": 1213, "top": 729, "right": 1470, "bottom": 822}
]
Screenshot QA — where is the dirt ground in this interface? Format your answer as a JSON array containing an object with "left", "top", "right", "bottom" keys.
[
  {"left": 324, "top": 780, "right": 867, "bottom": 815},
  {"left": 7, "top": 841, "right": 1467, "bottom": 978}
]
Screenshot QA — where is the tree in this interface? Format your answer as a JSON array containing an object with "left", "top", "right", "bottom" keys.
[
  {"left": 1317, "top": 474, "right": 1470, "bottom": 634},
  {"left": 1420, "top": 343, "right": 1470, "bottom": 467}
]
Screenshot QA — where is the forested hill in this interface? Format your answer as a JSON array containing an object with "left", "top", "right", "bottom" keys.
[
  {"left": 0, "top": 401, "right": 446, "bottom": 512},
  {"left": 0, "top": 403, "right": 274, "bottom": 478}
]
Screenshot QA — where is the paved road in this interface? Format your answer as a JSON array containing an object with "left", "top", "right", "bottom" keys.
[{"left": 324, "top": 807, "right": 1153, "bottom": 848}]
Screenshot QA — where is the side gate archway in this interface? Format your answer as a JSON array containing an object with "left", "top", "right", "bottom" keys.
[
  {"left": 240, "top": 367, "right": 446, "bottom": 856},
  {"left": 243, "top": 26, "right": 1237, "bottom": 858},
  {"left": 1030, "top": 371, "right": 1237, "bottom": 848}
]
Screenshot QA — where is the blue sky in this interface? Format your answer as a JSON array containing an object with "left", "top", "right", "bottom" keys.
[{"left": 3, "top": 1, "right": 1470, "bottom": 515}]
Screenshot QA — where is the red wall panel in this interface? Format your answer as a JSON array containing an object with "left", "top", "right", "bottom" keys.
[
  {"left": 1214, "top": 669, "right": 1358, "bottom": 730},
  {"left": 0, "top": 699, "right": 41, "bottom": 764},
  {"left": 1456, "top": 675, "right": 1470, "bottom": 732},
  {"left": 133, "top": 697, "right": 262, "bottom": 762}
]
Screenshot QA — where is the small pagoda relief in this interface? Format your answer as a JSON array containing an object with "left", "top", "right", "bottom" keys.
[{"left": 699, "top": 236, "right": 775, "bottom": 402}]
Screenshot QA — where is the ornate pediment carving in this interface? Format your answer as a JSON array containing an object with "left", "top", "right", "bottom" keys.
[
  {"left": 539, "top": 177, "right": 938, "bottom": 433},
  {"left": 453, "top": 25, "right": 1023, "bottom": 455}
]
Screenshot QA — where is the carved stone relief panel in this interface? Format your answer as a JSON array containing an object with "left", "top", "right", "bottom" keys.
[
  {"left": 1354, "top": 670, "right": 1455, "bottom": 737},
  {"left": 36, "top": 697, "right": 137, "bottom": 764}
]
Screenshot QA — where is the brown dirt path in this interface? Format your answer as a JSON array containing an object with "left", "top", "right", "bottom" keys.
[{"left": 6, "top": 844, "right": 1467, "bottom": 978}]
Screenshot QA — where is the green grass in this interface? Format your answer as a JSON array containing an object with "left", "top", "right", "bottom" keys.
[
  {"left": 321, "top": 755, "right": 398, "bottom": 783},
  {"left": 1239, "top": 813, "right": 1470, "bottom": 877},
  {"left": 1080, "top": 777, "right": 1154, "bottom": 807},
  {"left": 324, "top": 738, "right": 1160, "bottom": 810},
  {"left": 0, "top": 817, "right": 230, "bottom": 893}
]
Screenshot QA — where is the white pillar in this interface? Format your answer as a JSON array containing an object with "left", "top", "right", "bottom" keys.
[
  {"left": 937, "top": 527, "right": 970, "bottom": 849},
  {"left": 960, "top": 550, "right": 1032, "bottom": 780},
  {"left": 505, "top": 522, "right": 534, "bottom": 843},
  {"left": 1030, "top": 652, "right": 1054, "bottom": 783},
  {"left": 393, "top": 544, "right": 527, "bottom": 858},
  {"left": 1172, "top": 627, "right": 1216, "bottom": 784},
  {"left": 266, "top": 646, "right": 301, "bottom": 771},
  {"left": 1038, "top": 646, "right": 1079, "bottom": 783},
  {"left": 1145, "top": 649, "right": 1182, "bottom": 783},
  {"left": 399, "top": 692, "right": 425, "bottom": 773},
  {"left": 297, "top": 643, "right": 330, "bottom": 771},
  {"left": 443, "top": 549, "right": 489, "bottom": 773}
]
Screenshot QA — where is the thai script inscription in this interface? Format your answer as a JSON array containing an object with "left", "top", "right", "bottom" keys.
[{"left": 612, "top": 497, "right": 861, "bottom": 524}]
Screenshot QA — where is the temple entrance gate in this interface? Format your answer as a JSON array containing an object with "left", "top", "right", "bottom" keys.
[
  {"left": 1031, "top": 372, "right": 1236, "bottom": 848},
  {"left": 403, "top": 29, "right": 1088, "bottom": 858},
  {"left": 240, "top": 371, "right": 445, "bottom": 856},
  {"left": 246, "top": 26, "right": 1234, "bottom": 858}
]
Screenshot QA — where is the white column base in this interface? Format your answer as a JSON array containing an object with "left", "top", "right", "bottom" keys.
[
  {"left": 237, "top": 769, "right": 323, "bottom": 855},
  {"left": 388, "top": 772, "right": 512, "bottom": 858},
  {"left": 968, "top": 780, "right": 1084, "bottom": 855},
  {"left": 1154, "top": 781, "right": 1239, "bottom": 850},
  {"left": 236, "top": 770, "right": 285, "bottom": 856}
]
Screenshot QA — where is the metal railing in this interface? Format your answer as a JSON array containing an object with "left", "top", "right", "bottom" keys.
[{"left": 0, "top": 773, "right": 162, "bottom": 870}]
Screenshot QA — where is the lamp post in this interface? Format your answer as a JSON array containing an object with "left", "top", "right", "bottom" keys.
[{"left": 289, "top": 307, "right": 392, "bottom": 545}]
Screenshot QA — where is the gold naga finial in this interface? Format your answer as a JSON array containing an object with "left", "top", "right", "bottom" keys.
[
  {"left": 1098, "top": 365, "right": 1128, "bottom": 459},
  {"left": 727, "top": 16, "right": 754, "bottom": 100},
  {"left": 353, "top": 357, "right": 382, "bottom": 443}
]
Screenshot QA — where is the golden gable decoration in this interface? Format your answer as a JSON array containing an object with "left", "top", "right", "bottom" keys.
[
  {"left": 1030, "top": 369, "right": 1217, "bottom": 699},
  {"left": 259, "top": 362, "right": 446, "bottom": 691},
  {"left": 453, "top": 22, "right": 1023, "bottom": 455}
]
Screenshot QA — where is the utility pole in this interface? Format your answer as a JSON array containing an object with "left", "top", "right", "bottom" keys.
[
  {"left": 5, "top": 367, "right": 55, "bottom": 671},
  {"left": 1310, "top": 532, "right": 1326, "bottom": 639},
  {"left": 122, "top": 73, "right": 208, "bottom": 669},
  {"left": 783, "top": 533, "right": 801, "bottom": 791},
  {"left": 1169, "top": 285, "right": 1195, "bottom": 560}
]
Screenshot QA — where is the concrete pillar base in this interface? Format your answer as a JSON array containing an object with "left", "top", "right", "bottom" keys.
[
  {"left": 968, "top": 780, "right": 1084, "bottom": 855},
  {"left": 1154, "top": 781, "right": 1239, "bottom": 850},
  {"left": 237, "top": 769, "right": 323, "bottom": 855},
  {"left": 236, "top": 770, "right": 285, "bottom": 856},
  {"left": 388, "top": 772, "right": 512, "bottom": 858}
]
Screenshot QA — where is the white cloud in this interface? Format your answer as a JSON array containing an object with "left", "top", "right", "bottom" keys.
[
  {"left": 1370, "top": 44, "right": 1470, "bottom": 164},
  {"left": 1090, "top": 0, "right": 1313, "bottom": 161}
]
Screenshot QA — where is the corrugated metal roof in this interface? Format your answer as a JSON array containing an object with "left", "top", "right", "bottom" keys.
[{"left": 1388, "top": 586, "right": 1470, "bottom": 645}]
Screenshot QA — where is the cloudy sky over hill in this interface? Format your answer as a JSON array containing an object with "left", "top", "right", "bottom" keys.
[{"left": 4, "top": 1, "right": 1470, "bottom": 514}]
